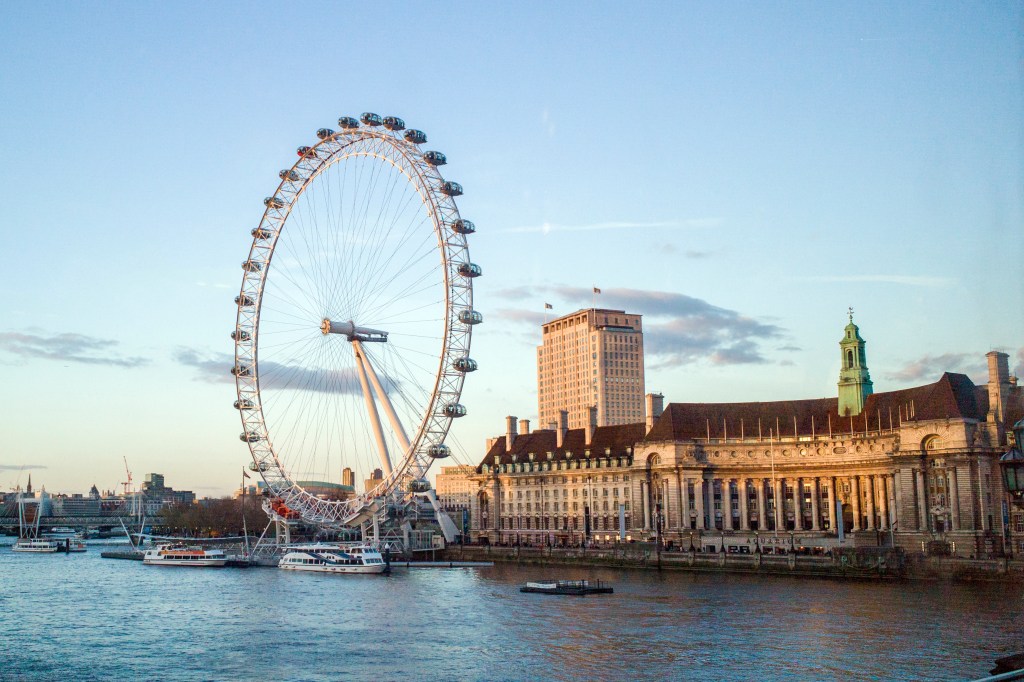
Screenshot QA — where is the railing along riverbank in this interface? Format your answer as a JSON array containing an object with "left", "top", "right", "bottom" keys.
[{"left": 443, "top": 544, "right": 1024, "bottom": 582}]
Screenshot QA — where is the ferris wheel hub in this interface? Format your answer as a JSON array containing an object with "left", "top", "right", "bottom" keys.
[{"left": 320, "top": 318, "right": 389, "bottom": 343}]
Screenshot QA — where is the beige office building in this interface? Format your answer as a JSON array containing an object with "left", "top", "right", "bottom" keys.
[
  {"left": 435, "top": 465, "right": 476, "bottom": 511},
  {"left": 537, "top": 308, "right": 645, "bottom": 430}
]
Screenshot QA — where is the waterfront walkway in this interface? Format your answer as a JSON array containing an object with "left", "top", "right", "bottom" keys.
[{"left": 444, "top": 544, "right": 1024, "bottom": 581}]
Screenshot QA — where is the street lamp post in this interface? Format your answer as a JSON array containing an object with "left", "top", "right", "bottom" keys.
[{"left": 998, "top": 418, "right": 1024, "bottom": 560}]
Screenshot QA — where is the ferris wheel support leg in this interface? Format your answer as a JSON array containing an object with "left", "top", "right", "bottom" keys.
[
  {"left": 358, "top": 341, "right": 412, "bottom": 454},
  {"left": 353, "top": 341, "right": 394, "bottom": 477},
  {"left": 423, "top": 489, "right": 459, "bottom": 544}
]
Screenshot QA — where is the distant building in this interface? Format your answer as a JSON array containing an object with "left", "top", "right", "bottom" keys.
[
  {"left": 435, "top": 465, "right": 476, "bottom": 512},
  {"left": 537, "top": 308, "right": 645, "bottom": 430},
  {"left": 342, "top": 467, "right": 355, "bottom": 488},
  {"left": 141, "top": 473, "right": 196, "bottom": 509},
  {"left": 364, "top": 468, "right": 383, "bottom": 494},
  {"left": 471, "top": 316, "right": 1024, "bottom": 558}
]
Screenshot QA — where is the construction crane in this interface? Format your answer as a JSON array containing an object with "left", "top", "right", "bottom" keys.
[{"left": 121, "top": 457, "right": 133, "bottom": 496}]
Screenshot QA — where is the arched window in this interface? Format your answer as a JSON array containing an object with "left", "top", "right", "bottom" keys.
[{"left": 846, "top": 349, "right": 854, "bottom": 368}]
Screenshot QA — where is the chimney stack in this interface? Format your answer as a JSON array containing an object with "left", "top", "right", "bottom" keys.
[
  {"left": 987, "top": 351, "right": 1010, "bottom": 425},
  {"left": 518, "top": 418, "right": 530, "bottom": 436},
  {"left": 505, "top": 416, "right": 518, "bottom": 451},
  {"left": 556, "top": 409, "right": 569, "bottom": 448},
  {"left": 645, "top": 393, "right": 664, "bottom": 434},
  {"left": 585, "top": 406, "right": 597, "bottom": 446}
]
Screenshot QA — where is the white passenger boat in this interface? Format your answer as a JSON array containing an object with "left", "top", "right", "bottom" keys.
[
  {"left": 142, "top": 544, "right": 227, "bottom": 567},
  {"left": 12, "top": 538, "right": 60, "bottom": 553},
  {"left": 279, "top": 544, "right": 387, "bottom": 574},
  {"left": 45, "top": 527, "right": 80, "bottom": 539}
]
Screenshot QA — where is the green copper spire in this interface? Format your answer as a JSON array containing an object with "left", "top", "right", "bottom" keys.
[{"left": 838, "top": 308, "right": 873, "bottom": 416}]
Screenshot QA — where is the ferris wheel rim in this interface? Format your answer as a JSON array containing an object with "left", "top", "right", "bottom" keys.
[{"left": 231, "top": 120, "right": 477, "bottom": 526}]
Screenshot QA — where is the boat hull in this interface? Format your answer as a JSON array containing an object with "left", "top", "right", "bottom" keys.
[
  {"left": 143, "top": 558, "right": 227, "bottom": 567},
  {"left": 280, "top": 563, "right": 385, "bottom": 574}
]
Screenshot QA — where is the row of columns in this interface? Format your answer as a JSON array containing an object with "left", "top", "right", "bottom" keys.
[{"left": 642, "top": 473, "right": 898, "bottom": 533}]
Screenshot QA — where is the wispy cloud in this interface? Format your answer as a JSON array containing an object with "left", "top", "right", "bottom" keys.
[
  {"left": 1016, "top": 348, "right": 1024, "bottom": 380},
  {"left": 0, "top": 464, "right": 48, "bottom": 472},
  {"left": 797, "top": 275, "right": 954, "bottom": 288},
  {"left": 886, "top": 352, "right": 984, "bottom": 383},
  {"left": 0, "top": 331, "right": 148, "bottom": 368},
  {"left": 541, "top": 108, "right": 556, "bottom": 139},
  {"left": 175, "top": 348, "right": 395, "bottom": 395},
  {"left": 493, "top": 285, "right": 789, "bottom": 368},
  {"left": 499, "top": 218, "right": 721, "bottom": 235}
]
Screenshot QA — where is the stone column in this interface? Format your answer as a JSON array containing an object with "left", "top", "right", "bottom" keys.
[
  {"left": 810, "top": 477, "right": 821, "bottom": 531},
  {"left": 888, "top": 473, "right": 898, "bottom": 533},
  {"left": 827, "top": 477, "right": 837, "bottom": 533},
  {"left": 694, "top": 478, "right": 705, "bottom": 530},
  {"left": 876, "top": 475, "right": 888, "bottom": 530},
  {"left": 642, "top": 480, "right": 651, "bottom": 530},
  {"left": 947, "top": 468, "right": 960, "bottom": 531},
  {"left": 680, "top": 474, "right": 690, "bottom": 530},
  {"left": 739, "top": 480, "right": 750, "bottom": 531},
  {"left": 864, "top": 475, "right": 876, "bottom": 530},
  {"left": 755, "top": 479, "right": 766, "bottom": 531},
  {"left": 794, "top": 477, "right": 803, "bottom": 531},
  {"left": 725, "top": 480, "right": 735, "bottom": 531},
  {"left": 915, "top": 468, "right": 928, "bottom": 531},
  {"left": 716, "top": 477, "right": 724, "bottom": 532},
  {"left": 773, "top": 478, "right": 783, "bottom": 531},
  {"left": 850, "top": 477, "right": 861, "bottom": 531}
]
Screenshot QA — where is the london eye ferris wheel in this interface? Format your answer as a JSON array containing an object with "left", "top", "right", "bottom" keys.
[{"left": 232, "top": 112, "right": 481, "bottom": 528}]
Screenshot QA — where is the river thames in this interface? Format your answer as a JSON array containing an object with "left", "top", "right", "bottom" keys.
[{"left": 1, "top": 543, "right": 1019, "bottom": 681}]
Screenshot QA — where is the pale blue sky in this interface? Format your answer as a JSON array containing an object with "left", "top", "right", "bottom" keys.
[{"left": 1, "top": 2, "right": 1021, "bottom": 495}]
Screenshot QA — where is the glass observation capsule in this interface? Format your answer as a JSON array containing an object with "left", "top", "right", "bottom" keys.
[
  {"left": 408, "top": 479, "right": 431, "bottom": 493},
  {"left": 457, "top": 262, "right": 482, "bottom": 278},
  {"left": 251, "top": 227, "right": 275, "bottom": 240},
  {"left": 404, "top": 129, "right": 427, "bottom": 144},
  {"left": 338, "top": 116, "right": 360, "bottom": 129},
  {"left": 231, "top": 330, "right": 250, "bottom": 342},
  {"left": 440, "top": 181, "right": 463, "bottom": 197},
  {"left": 234, "top": 399, "right": 254, "bottom": 410},
  {"left": 316, "top": 128, "right": 335, "bottom": 140},
  {"left": 235, "top": 294, "right": 255, "bottom": 307},
  {"left": 424, "top": 150, "right": 446, "bottom": 166},
  {"left": 242, "top": 260, "right": 262, "bottom": 273},
  {"left": 279, "top": 169, "right": 301, "bottom": 182},
  {"left": 383, "top": 116, "right": 405, "bottom": 131},
  {"left": 443, "top": 403, "right": 467, "bottom": 418},
  {"left": 452, "top": 219, "right": 475, "bottom": 235},
  {"left": 427, "top": 444, "right": 451, "bottom": 459},
  {"left": 458, "top": 309, "right": 483, "bottom": 325},
  {"left": 360, "top": 112, "right": 383, "bottom": 126},
  {"left": 230, "top": 364, "right": 252, "bottom": 377},
  {"left": 453, "top": 357, "right": 478, "bottom": 372},
  {"left": 240, "top": 432, "right": 261, "bottom": 443},
  {"left": 264, "top": 196, "right": 285, "bottom": 209}
]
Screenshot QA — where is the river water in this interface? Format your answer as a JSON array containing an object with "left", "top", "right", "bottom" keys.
[{"left": 0, "top": 541, "right": 1019, "bottom": 681}]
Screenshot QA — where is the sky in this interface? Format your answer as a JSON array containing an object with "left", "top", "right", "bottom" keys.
[{"left": 0, "top": 2, "right": 1021, "bottom": 496}]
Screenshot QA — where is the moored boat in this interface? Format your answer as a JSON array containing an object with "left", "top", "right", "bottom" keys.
[
  {"left": 520, "top": 580, "right": 613, "bottom": 596},
  {"left": 12, "top": 538, "right": 60, "bottom": 553},
  {"left": 278, "top": 543, "right": 387, "bottom": 574},
  {"left": 142, "top": 543, "right": 227, "bottom": 567}
]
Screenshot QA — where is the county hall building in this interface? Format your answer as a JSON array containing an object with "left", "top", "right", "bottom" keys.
[{"left": 468, "top": 312, "right": 1024, "bottom": 558}]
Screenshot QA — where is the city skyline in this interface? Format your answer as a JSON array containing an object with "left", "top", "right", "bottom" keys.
[{"left": 1, "top": 2, "right": 1021, "bottom": 494}]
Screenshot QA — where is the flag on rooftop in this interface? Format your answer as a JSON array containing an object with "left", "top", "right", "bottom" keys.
[
  {"left": 593, "top": 287, "right": 601, "bottom": 294},
  {"left": 544, "top": 303, "right": 553, "bottom": 310}
]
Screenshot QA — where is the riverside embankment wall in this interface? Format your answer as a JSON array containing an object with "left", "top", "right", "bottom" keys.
[{"left": 442, "top": 545, "right": 1024, "bottom": 582}]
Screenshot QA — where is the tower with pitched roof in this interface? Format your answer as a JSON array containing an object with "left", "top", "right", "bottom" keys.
[{"left": 838, "top": 308, "right": 873, "bottom": 416}]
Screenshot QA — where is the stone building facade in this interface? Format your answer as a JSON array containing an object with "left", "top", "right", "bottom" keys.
[{"left": 470, "top": 319, "right": 1023, "bottom": 558}]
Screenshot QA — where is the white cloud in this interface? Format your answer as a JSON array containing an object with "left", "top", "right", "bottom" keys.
[
  {"left": 797, "top": 275, "right": 954, "bottom": 288},
  {"left": 499, "top": 218, "right": 721, "bottom": 235}
]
